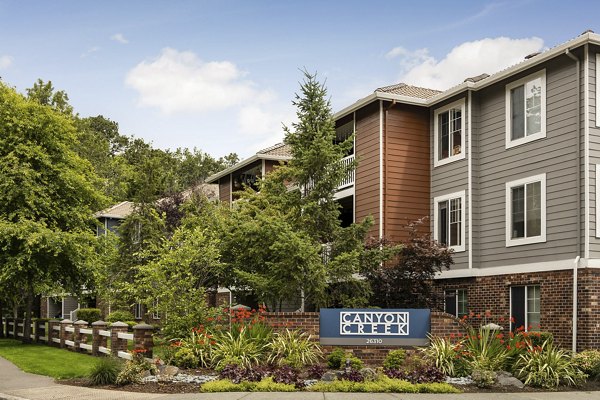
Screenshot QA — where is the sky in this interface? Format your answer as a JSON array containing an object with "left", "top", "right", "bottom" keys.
[{"left": 0, "top": 0, "right": 599, "bottom": 159}]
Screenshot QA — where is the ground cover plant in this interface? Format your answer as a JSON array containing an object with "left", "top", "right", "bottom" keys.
[
  {"left": 0, "top": 338, "right": 96, "bottom": 379},
  {"left": 88, "top": 357, "right": 123, "bottom": 385}
]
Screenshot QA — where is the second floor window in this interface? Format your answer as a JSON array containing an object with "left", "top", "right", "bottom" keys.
[
  {"left": 506, "top": 70, "right": 546, "bottom": 148},
  {"left": 434, "top": 190, "right": 465, "bottom": 252},
  {"left": 505, "top": 174, "right": 546, "bottom": 247},
  {"left": 434, "top": 99, "right": 465, "bottom": 167}
]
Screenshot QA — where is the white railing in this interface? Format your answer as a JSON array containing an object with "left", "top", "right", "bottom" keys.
[{"left": 338, "top": 154, "right": 355, "bottom": 189}]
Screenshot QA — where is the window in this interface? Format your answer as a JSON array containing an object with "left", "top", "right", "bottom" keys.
[
  {"left": 152, "top": 299, "right": 160, "bottom": 320},
  {"left": 434, "top": 99, "right": 465, "bottom": 167},
  {"left": 134, "top": 303, "right": 143, "bottom": 320},
  {"left": 505, "top": 174, "right": 546, "bottom": 246},
  {"left": 444, "top": 289, "right": 468, "bottom": 318},
  {"left": 510, "top": 285, "right": 540, "bottom": 332},
  {"left": 434, "top": 190, "right": 466, "bottom": 252},
  {"left": 505, "top": 70, "right": 546, "bottom": 148}
]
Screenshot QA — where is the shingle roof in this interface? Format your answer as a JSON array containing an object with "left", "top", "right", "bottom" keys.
[
  {"left": 375, "top": 83, "right": 441, "bottom": 99},
  {"left": 95, "top": 201, "right": 135, "bottom": 219},
  {"left": 257, "top": 143, "right": 292, "bottom": 157}
]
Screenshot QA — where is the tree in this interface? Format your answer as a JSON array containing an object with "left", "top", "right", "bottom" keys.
[
  {"left": 0, "top": 82, "right": 105, "bottom": 341},
  {"left": 26, "top": 79, "right": 74, "bottom": 115},
  {"left": 364, "top": 218, "right": 454, "bottom": 308}
]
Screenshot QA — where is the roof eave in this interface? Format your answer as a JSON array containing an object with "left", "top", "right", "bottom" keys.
[
  {"left": 333, "top": 92, "right": 429, "bottom": 121},
  {"left": 205, "top": 154, "right": 292, "bottom": 183}
]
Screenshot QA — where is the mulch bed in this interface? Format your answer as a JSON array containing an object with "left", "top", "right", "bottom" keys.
[{"left": 58, "top": 378, "right": 202, "bottom": 394}]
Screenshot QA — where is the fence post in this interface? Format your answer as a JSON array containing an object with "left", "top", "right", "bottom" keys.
[
  {"left": 60, "top": 319, "right": 73, "bottom": 349},
  {"left": 48, "top": 320, "right": 59, "bottom": 346},
  {"left": 5, "top": 318, "right": 12, "bottom": 338},
  {"left": 92, "top": 320, "right": 107, "bottom": 356},
  {"left": 110, "top": 321, "right": 129, "bottom": 358},
  {"left": 133, "top": 323, "right": 154, "bottom": 358},
  {"left": 74, "top": 320, "right": 88, "bottom": 352}
]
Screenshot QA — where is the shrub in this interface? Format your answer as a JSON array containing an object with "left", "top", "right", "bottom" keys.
[
  {"left": 308, "top": 376, "right": 460, "bottom": 393},
  {"left": 271, "top": 365, "right": 305, "bottom": 388},
  {"left": 383, "top": 349, "right": 406, "bottom": 370},
  {"left": 254, "top": 377, "right": 296, "bottom": 392},
  {"left": 516, "top": 331, "right": 553, "bottom": 348},
  {"left": 88, "top": 357, "right": 123, "bottom": 386},
  {"left": 76, "top": 308, "right": 101, "bottom": 322},
  {"left": 307, "top": 364, "right": 326, "bottom": 379},
  {"left": 462, "top": 326, "right": 509, "bottom": 372},
  {"left": 115, "top": 350, "right": 157, "bottom": 385},
  {"left": 514, "top": 339, "right": 587, "bottom": 389},
  {"left": 211, "top": 328, "right": 265, "bottom": 371},
  {"left": 268, "top": 329, "right": 322, "bottom": 368},
  {"left": 327, "top": 347, "right": 345, "bottom": 368},
  {"left": 471, "top": 368, "right": 496, "bottom": 388},
  {"left": 420, "top": 335, "right": 466, "bottom": 377},
  {"left": 574, "top": 349, "right": 600, "bottom": 379},
  {"left": 172, "top": 328, "right": 213, "bottom": 368},
  {"left": 106, "top": 310, "right": 135, "bottom": 323},
  {"left": 201, "top": 379, "right": 256, "bottom": 392},
  {"left": 218, "top": 364, "right": 270, "bottom": 383},
  {"left": 339, "top": 368, "right": 364, "bottom": 382},
  {"left": 173, "top": 347, "right": 199, "bottom": 369},
  {"left": 385, "top": 364, "right": 445, "bottom": 384}
]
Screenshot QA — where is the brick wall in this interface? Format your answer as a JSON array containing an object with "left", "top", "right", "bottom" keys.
[
  {"left": 263, "top": 311, "right": 466, "bottom": 365},
  {"left": 576, "top": 269, "right": 600, "bottom": 350},
  {"left": 432, "top": 269, "right": 575, "bottom": 349}
]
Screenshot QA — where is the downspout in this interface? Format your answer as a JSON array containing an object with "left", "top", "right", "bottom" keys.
[
  {"left": 379, "top": 100, "right": 384, "bottom": 239},
  {"left": 467, "top": 91, "right": 473, "bottom": 269},
  {"left": 565, "top": 48, "right": 580, "bottom": 353}
]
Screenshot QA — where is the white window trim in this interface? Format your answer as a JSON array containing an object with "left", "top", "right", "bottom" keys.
[
  {"left": 505, "top": 173, "right": 547, "bottom": 247},
  {"left": 597, "top": 164, "right": 600, "bottom": 238},
  {"left": 596, "top": 54, "right": 600, "bottom": 128},
  {"left": 433, "top": 190, "right": 466, "bottom": 252},
  {"left": 433, "top": 99, "right": 466, "bottom": 167},
  {"left": 505, "top": 69, "right": 547, "bottom": 149},
  {"left": 509, "top": 285, "right": 540, "bottom": 332}
]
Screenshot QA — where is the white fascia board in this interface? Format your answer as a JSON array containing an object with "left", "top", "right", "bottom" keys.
[{"left": 435, "top": 258, "right": 576, "bottom": 279}]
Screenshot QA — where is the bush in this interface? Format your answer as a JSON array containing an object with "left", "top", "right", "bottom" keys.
[
  {"left": 77, "top": 308, "right": 101, "bottom": 323},
  {"left": 211, "top": 328, "right": 265, "bottom": 371},
  {"left": 462, "top": 326, "right": 509, "bottom": 372},
  {"left": 254, "top": 377, "right": 296, "bottom": 392},
  {"left": 383, "top": 349, "right": 406, "bottom": 370},
  {"left": 200, "top": 378, "right": 296, "bottom": 392},
  {"left": 420, "top": 335, "right": 467, "bottom": 377},
  {"left": 88, "top": 357, "right": 123, "bottom": 386},
  {"left": 338, "top": 368, "right": 364, "bottom": 382},
  {"left": 271, "top": 365, "right": 305, "bottom": 388},
  {"left": 514, "top": 339, "right": 587, "bottom": 389},
  {"left": 218, "top": 364, "right": 270, "bottom": 384},
  {"left": 308, "top": 376, "right": 460, "bottom": 393},
  {"left": 574, "top": 349, "right": 600, "bottom": 379},
  {"left": 471, "top": 368, "right": 496, "bottom": 388},
  {"left": 385, "top": 364, "right": 445, "bottom": 384},
  {"left": 106, "top": 310, "right": 134, "bottom": 323},
  {"left": 327, "top": 347, "right": 345, "bottom": 369},
  {"left": 307, "top": 364, "right": 326, "bottom": 379},
  {"left": 173, "top": 347, "right": 199, "bottom": 369},
  {"left": 172, "top": 328, "right": 213, "bottom": 368},
  {"left": 516, "top": 331, "right": 553, "bottom": 348},
  {"left": 268, "top": 329, "right": 322, "bottom": 368}
]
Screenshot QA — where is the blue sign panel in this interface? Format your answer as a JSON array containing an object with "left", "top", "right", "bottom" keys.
[{"left": 319, "top": 308, "right": 430, "bottom": 346}]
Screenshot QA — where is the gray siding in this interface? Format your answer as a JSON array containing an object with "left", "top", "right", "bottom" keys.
[
  {"left": 476, "top": 56, "right": 579, "bottom": 268},
  {"left": 589, "top": 49, "right": 600, "bottom": 257},
  {"left": 431, "top": 94, "right": 469, "bottom": 269}
]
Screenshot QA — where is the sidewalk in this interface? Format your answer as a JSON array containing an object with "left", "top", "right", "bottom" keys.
[{"left": 2, "top": 356, "right": 600, "bottom": 400}]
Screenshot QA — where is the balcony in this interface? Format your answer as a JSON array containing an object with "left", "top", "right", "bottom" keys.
[{"left": 338, "top": 154, "right": 355, "bottom": 190}]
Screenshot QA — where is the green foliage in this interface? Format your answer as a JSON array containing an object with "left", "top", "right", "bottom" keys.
[
  {"left": 308, "top": 375, "right": 460, "bottom": 393},
  {"left": 106, "top": 311, "right": 134, "bottom": 323},
  {"left": 462, "top": 326, "right": 509, "bottom": 371},
  {"left": 574, "top": 349, "right": 600, "bottom": 378},
  {"left": 471, "top": 368, "right": 496, "bottom": 388},
  {"left": 420, "top": 335, "right": 466, "bottom": 377},
  {"left": 172, "top": 328, "right": 214, "bottom": 368},
  {"left": 254, "top": 377, "right": 297, "bottom": 392},
  {"left": 516, "top": 331, "right": 553, "bottom": 348},
  {"left": 267, "top": 329, "right": 322, "bottom": 368},
  {"left": 115, "top": 352, "right": 156, "bottom": 385},
  {"left": 327, "top": 347, "right": 345, "bottom": 369},
  {"left": 514, "top": 339, "right": 586, "bottom": 389},
  {"left": 383, "top": 349, "right": 406, "bottom": 370},
  {"left": 88, "top": 357, "right": 123, "bottom": 385},
  {"left": 211, "top": 328, "right": 265, "bottom": 371},
  {"left": 173, "top": 347, "right": 199, "bottom": 369},
  {"left": 77, "top": 308, "right": 101, "bottom": 323},
  {"left": 200, "top": 377, "right": 295, "bottom": 393}
]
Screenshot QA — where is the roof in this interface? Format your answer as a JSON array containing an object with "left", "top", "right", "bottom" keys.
[
  {"left": 206, "top": 145, "right": 292, "bottom": 183},
  {"left": 375, "top": 83, "right": 441, "bottom": 99},
  {"left": 335, "top": 31, "right": 600, "bottom": 119},
  {"left": 257, "top": 143, "right": 292, "bottom": 157},
  {"left": 95, "top": 201, "right": 135, "bottom": 219}
]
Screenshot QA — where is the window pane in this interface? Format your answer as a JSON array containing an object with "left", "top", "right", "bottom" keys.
[
  {"left": 526, "top": 181, "right": 541, "bottom": 237},
  {"left": 512, "top": 186, "right": 525, "bottom": 238},
  {"left": 444, "top": 290, "right": 457, "bottom": 316},
  {"left": 449, "top": 198, "right": 461, "bottom": 246},
  {"left": 525, "top": 78, "right": 542, "bottom": 136},
  {"left": 439, "top": 112, "right": 449, "bottom": 160},
  {"left": 511, "top": 85, "right": 525, "bottom": 140},
  {"left": 527, "top": 285, "right": 541, "bottom": 331},
  {"left": 439, "top": 201, "right": 448, "bottom": 245},
  {"left": 457, "top": 289, "right": 468, "bottom": 317},
  {"left": 451, "top": 109, "right": 462, "bottom": 156}
]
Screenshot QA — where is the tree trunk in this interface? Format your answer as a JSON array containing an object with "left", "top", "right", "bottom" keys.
[{"left": 22, "top": 284, "right": 34, "bottom": 344}]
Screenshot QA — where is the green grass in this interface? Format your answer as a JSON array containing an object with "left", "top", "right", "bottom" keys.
[{"left": 0, "top": 338, "right": 97, "bottom": 379}]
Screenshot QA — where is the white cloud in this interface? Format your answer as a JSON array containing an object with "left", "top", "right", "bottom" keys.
[
  {"left": 126, "top": 48, "right": 271, "bottom": 114},
  {"left": 111, "top": 33, "right": 129, "bottom": 44},
  {"left": 0, "top": 55, "right": 13, "bottom": 69},
  {"left": 387, "top": 37, "right": 545, "bottom": 90},
  {"left": 80, "top": 46, "right": 100, "bottom": 58}
]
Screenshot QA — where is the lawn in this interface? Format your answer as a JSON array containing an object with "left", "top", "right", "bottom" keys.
[{"left": 0, "top": 338, "right": 97, "bottom": 379}]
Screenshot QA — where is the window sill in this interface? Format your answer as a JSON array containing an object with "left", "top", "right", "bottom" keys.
[
  {"left": 505, "top": 131, "right": 546, "bottom": 149},
  {"left": 434, "top": 152, "right": 465, "bottom": 168},
  {"left": 448, "top": 245, "right": 466, "bottom": 253},
  {"left": 506, "top": 235, "right": 546, "bottom": 247}
]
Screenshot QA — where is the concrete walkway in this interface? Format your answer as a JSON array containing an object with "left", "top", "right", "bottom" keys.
[{"left": 2, "top": 356, "right": 600, "bottom": 400}]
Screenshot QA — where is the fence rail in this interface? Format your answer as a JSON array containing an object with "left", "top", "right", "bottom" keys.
[{"left": 1, "top": 317, "right": 154, "bottom": 360}]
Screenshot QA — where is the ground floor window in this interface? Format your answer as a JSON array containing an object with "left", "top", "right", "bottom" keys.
[
  {"left": 134, "top": 303, "right": 143, "bottom": 320},
  {"left": 510, "top": 285, "right": 540, "bottom": 331},
  {"left": 444, "top": 289, "right": 467, "bottom": 318},
  {"left": 152, "top": 299, "right": 160, "bottom": 320}
]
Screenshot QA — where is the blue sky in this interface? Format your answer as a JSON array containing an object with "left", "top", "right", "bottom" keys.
[{"left": 0, "top": 1, "right": 598, "bottom": 158}]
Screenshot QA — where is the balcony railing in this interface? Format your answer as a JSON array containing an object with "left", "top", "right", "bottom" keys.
[{"left": 338, "top": 154, "right": 355, "bottom": 189}]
